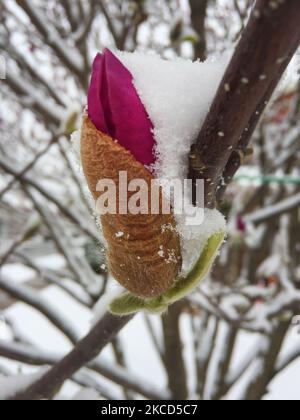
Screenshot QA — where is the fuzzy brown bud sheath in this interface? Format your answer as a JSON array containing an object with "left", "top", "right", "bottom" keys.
[{"left": 81, "top": 116, "right": 182, "bottom": 298}]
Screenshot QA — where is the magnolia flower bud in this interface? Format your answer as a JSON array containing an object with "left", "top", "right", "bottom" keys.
[
  {"left": 81, "top": 116, "right": 182, "bottom": 298},
  {"left": 81, "top": 49, "right": 226, "bottom": 313},
  {"left": 82, "top": 50, "right": 182, "bottom": 299}
]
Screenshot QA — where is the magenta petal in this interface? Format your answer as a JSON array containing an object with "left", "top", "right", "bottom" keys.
[
  {"left": 236, "top": 216, "right": 246, "bottom": 233},
  {"left": 88, "top": 53, "right": 108, "bottom": 134},
  {"left": 88, "top": 49, "right": 156, "bottom": 167}
]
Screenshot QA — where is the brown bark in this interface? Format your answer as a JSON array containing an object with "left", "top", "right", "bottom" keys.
[
  {"left": 189, "top": 0, "right": 300, "bottom": 207},
  {"left": 162, "top": 302, "right": 188, "bottom": 400}
]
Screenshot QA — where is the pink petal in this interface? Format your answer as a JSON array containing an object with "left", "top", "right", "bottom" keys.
[
  {"left": 88, "top": 49, "right": 156, "bottom": 167},
  {"left": 88, "top": 53, "right": 108, "bottom": 134}
]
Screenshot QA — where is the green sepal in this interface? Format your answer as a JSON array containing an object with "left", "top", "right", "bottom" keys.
[
  {"left": 162, "top": 231, "right": 225, "bottom": 305},
  {"left": 109, "top": 231, "right": 226, "bottom": 316},
  {"left": 109, "top": 293, "right": 147, "bottom": 315}
]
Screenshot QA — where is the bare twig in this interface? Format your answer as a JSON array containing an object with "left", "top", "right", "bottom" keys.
[
  {"left": 162, "top": 302, "right": 188, "bottom": 399},
  {"left": 16, "top": 251, "right": 94, "bottom": 308},
  {"left": 245, "top": 192, "right": 300, "bottom": 225},
  {"left": 0, "top": 158, "right": 98, "bottom": 241},
  {"left": 15, "top": 0, "right": 84, "bottom": 77},
  {"left": 0, "top": 137, "right": 58, "bottom": 200},
  {"left": 5, "top": 0, "right": 300, "bottom": 401}
]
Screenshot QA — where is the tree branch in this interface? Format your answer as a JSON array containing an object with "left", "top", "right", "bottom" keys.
[
  {"left": 0, "top": 136, "right": 57, "bottom": 200},
  {"left": 0, "top": 274, "right": 80, "bottom": 344},
  {"left": 0, "top": 158, "right": 98, "bottom": 242},
  {"left": 4, "top": 71, "right": 64, "bottom": 126},
  {"left": 241, "top": 322, "right": 289, "bottom": 400},
  {"left": 162, "top": 302, "right": 188, "bottom": 399},
  {"left": 245, "top": 192, "right": 300, "bottom": 225},
  {"left": 0, "top": 339, "right": 167, "bottom": 400},
  {"left": 11, "top": 313, "right": 133, "bottom": 400},
  {"left": 273, "top": 343, "right": 300, "bottom": 379},
  {"left": 189, "top": 0, "right": 208, "bottom": 61},
  {"left": 15, "top": 0, "right": 84, "bottom": 77},
  {"left": 189, "top": 0, "right": 300, "bottom": 207}
]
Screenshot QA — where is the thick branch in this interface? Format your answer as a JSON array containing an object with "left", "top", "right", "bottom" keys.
[{"left": 189, "top": 0, "right": 300, "bottom": 206}]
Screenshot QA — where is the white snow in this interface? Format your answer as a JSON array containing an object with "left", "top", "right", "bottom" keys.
[
  {"left": 1, "top": 276, "right": 300, "bottom": 400},
  {"left": 71, "top": 128, "right": 82, "bottom": 161},
  {"left": 0, "top": 368, "right": 48, "bottom": 400},
  {"left": 14, "top": 0, "right": 84, "bottom": 74},
  {"left": 245, "top": 191, "right": 300, "bottom": 225},
  {"left": 118, "top": 50, "right": 229, "bottom": 182},
  {"left": 257, "top": 254, "right": 282, "bottom": 278},
  {"left": 73, "top": 388, "right": 101, "bottom": 400},
  {"left": 6, "top": 71, "right": 65, "bottom": 124},
  {"left": 117, "top": 51, "right": 228, "bottom": 274},
  {"left": 198, "top": 316, "right": 217, "bottom": 363},
  {"left": 92, "top": 283, "right": 125, "bottom": 325},
  {"left": 0, "top": 264, "right": 36, "bottom": 285},
  {"left": 115, "top": 231, "right": 125, "bottom": 238},
  {"left": 179, "top": 209, "right": 226, "bottom": 275}
]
